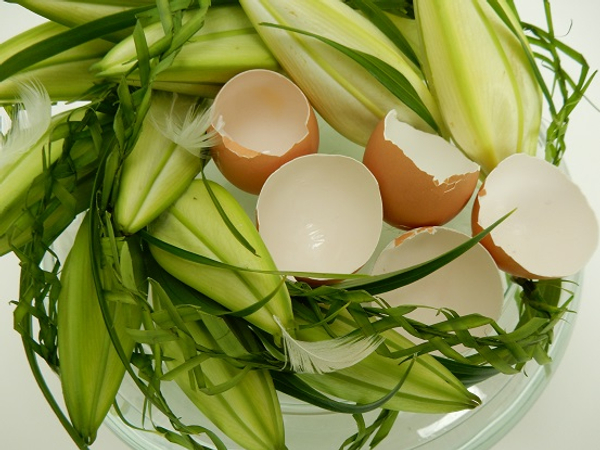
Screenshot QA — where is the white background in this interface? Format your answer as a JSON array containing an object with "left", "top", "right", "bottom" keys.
[{"left": 1, "top": 1, "right": 599, "bottom": 449}]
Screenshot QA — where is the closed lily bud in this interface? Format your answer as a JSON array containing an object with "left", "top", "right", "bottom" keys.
[
  {"left": 297, "top": 319, "right": 480, "bottom": 413},
  {"left": 148, "top": 179, "right": 295, "bottom": 337},
  {"left": 0, "top": 21, "right": 112, "bottom": 67},
  {"left": 114, "top": 91, "right": 218, "bottom": 235},
  {"left": 1, "top": 83, "right": 58, "bottom": 218},
  {"left": 93, "top": 5, "right": 280, "bottom": 92},
  {"left": 0, "top": 136, "right": 100, "bottom": 255},
  {"left": 415, "top": 0, "right": 543, "bottom": 174},
  {"left": 1, "top": 83, "right": 111, "bottom": 239},
  {"left": 238, "top": 0, "right": 442, "bottom": 145},
  {"left": 10, "top": 0, "right": 144, "bottom": 40},
  {"left": 0, "top": 175, "right": 94, "bottom": 256},
  {"left": 0, "top": 21, "right": 113, "bottom": 102},
  {"left": 58, "top": 213, "right": 144, "bottom": 444},
  {"left": 160, "top": 318, "right": 286, "bottom": 450}
]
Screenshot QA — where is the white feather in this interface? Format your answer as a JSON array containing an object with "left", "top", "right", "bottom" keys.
[
  {"left": 0, "top": 81, "right": 52, "bottom": 166},
  {"left": 274, "top": 316, "right": 384, "bottom": 374},
  {"left": 148, "top": 93, "right": 220, "bottom": 156}
]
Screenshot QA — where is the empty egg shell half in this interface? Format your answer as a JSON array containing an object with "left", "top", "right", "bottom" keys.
[
  {"left": 210, "top": 69, "right": 319, "bottom": 195},
  {"left": 363, "top": 110, "right": 480, "bottom": 229},
  {"left": 472, "top": 153, "right": 599, "bottom": 279},
  {"left": 256, "top": 154, "right": 383, "bottom": 281},
  {"left": 371, "top": 227, "right": 504, "bottom": 334}
]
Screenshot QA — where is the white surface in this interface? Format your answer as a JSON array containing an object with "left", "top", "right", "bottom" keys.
[{"left": 1, "top": 1, "right": 599, "bottom": 449}]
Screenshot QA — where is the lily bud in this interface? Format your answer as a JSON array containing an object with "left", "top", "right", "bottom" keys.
[
  {"left": 239, "top": 0, "right": 442, "bottom": 145},
  {"left": 92, "top": 5, "right": 280, "bottom": 94},
  {"left": 415, "top": 0, "right": 543, "bottom": 174},
  {"left": 10, "top": 0, "right": 143, "bottom": 40},
  {"left": 58, "top": 213, "right": 143, "bottom": 444},
  {"left": 114, "top": 91, "right": 218, "bottom": 235},
  {"left": 297, "top": 316, "right": 481, "bottom": 413},
  {"left": 0, "top": 22, "right": 114, "bottom": 102},
  {"left": 148, "top": 179, "right": 295, "bottom": 337},
  {"left": 159, "top": 318, "right": 286, "bottom": 450},
  {"left": 0, "top": 140, "right": 98, "bottom": 256},
  {"left": 1, "top": 83, "right": 55, "bottom": 218}
]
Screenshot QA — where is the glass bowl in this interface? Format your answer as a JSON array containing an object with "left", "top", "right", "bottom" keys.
[
  {"left": 105, "top": 275, "right": 580, "bottom": 450},
  {"left": 103, "top": 118, "right": 582, "bottom": 450}
]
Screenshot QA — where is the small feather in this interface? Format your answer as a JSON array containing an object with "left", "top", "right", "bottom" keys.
[
  {"left": 274, "top": 316, "right": 384, "bottom": 374},
  {"left": 0, "top": 81, "right": 51, "bottom": 165},
  {"left": 148, "top": 93, "right": 220, "bottom": 155}
]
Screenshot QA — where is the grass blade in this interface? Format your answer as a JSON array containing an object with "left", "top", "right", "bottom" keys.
[
  {"left": 350, "top": 0, "right": 421, "bottom": 68},
  {"left": 336, "top": 210, "right": 512, "bottom": 294},
  {"left": 0, "top": 5, "right": 154, "bottom": 81}
]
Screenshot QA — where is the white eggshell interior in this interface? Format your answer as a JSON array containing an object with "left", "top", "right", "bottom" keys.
[
  {"left": 256, "top": 154, "right": 383, "bottom": 275},
  {"left": 211, "top": 69, "right": 313, "bottom": 156},
  {"left": 383, "top": 110, "right": 479, "bottom": 183},
  {"left": 371, "top": 227, "right": 504, "bottom": 334},
  {"left": 477, "top": 153, "right": 598, "bottom": 278}
]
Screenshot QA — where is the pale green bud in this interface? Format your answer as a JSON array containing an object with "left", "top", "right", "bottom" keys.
[
  {"left": 416, "top": 0, "right": 543, "bottom": 174},
  {"left": 58, "top": 213, "right": 143, "bottom": 444},
  {"left": 297, "top": 319, "right": 480, "bottom": 413},
  {"left": 238, "top": 0, "right": 442, "bottom": 145},
  {"left": 161, "top": 318, "right": 286, "bottom": 450},
  {"left": 0, "top": 22, "right": 114, "bottom": 102},
  {"left": 92, "top": 5, "right": 280, "bottom": 91},
  {"left": 114, "top": 91, "right": 218, "bottom": 235},
  {"left": 148, "top": 179, "right": 294, "bottom": 337}
]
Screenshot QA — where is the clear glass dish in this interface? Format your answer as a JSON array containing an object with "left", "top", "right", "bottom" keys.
[
  {"left": 105, "top": 273, "right": 580, "bottom": 450},
  {"left": 104, "top": 118, "right": 582, "bottom": 450}
]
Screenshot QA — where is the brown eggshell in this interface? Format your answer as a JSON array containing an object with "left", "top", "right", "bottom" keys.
[
  {"left": 363, "top": 110, "right": 480, "bottom": 229},
  {"left": 471, "top": 185, "right": 539, "bottom": 279},
  {"left": 210, "top": 69, "right": 319, "bottom": 195}
]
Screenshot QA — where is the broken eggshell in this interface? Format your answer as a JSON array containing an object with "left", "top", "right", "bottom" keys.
[
  {"left": 210, "top": 69, "right": 319, "bottom": 195},
  {"left": 363, "top": 110, "right": 480, "bottom": 229},
  {"left": 371, "top": 227, "right": 504, "bottom": 335},
  {"left": 256, "top": 154, "right": 383, "bottom": 282},
  {"left": 472, "top": 153, "right": 599, "bottom": 279}
]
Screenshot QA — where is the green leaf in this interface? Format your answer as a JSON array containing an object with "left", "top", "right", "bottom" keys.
[
  {"left": 336, "top": 210, "right": 512, "bottom": 294},
  {"left": 127, "top": 328, "right": 179, "bottom": 344},
  {"left": 139, "top": 229, "right": 366, "bottom": 280},
  {"left": 488, "top": 0, "right": 596, "bottom": 165},
  {"left": 198, "top": 365, "right": 252, "bottom": 396},
  {"left": 133, "top": 20, "right": 152, "bottom": 87},
  {"left": 346, "top": 0, "right": 414, "bottom": 18},
  {"left": 156, "top": 426, "right": 220, "bottom": 450},
  {"left": 434, "top": 357, "right": 500, "bottom": 387},
  {"left": 342, "top": 409, "right": 399, "bottom": 450},
  {"left": 201, "top": 171, "right": 258, "bottom": 256},
  {"left": 0, "top": 5, "right": 155, "bottom": 82},
  {"left": 369, "top": 409, "right": 399, "bottom": 448},
  {"left": 349, "top": 0, "right": 420, "bottom": 68},
  {"left": 226, "top": 277, "right": 286, "bottom": 318},
  {"left": 160, "top": 353, "right": 210, "bottom": 382}
]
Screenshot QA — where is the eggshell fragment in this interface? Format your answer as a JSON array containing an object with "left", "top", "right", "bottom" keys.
[
  {"left": 256, "top": 154, "right": 383, "bottom": 281},
  {"left": 371, "top": 227, "right": 504, "bottom": 334},
  {"left": 472, "top": 153, "right": 598, "bottom": 279},
  {"left": 363, "top": 110, "right": 480, "bottom": 229},
  {"left": 210, "top": 69, "right": 319, "bottom": 194}
]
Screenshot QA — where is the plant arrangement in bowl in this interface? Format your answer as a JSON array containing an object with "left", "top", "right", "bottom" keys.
[{"left": 0, "top": 1, "right": 598, "bottom": 450}]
